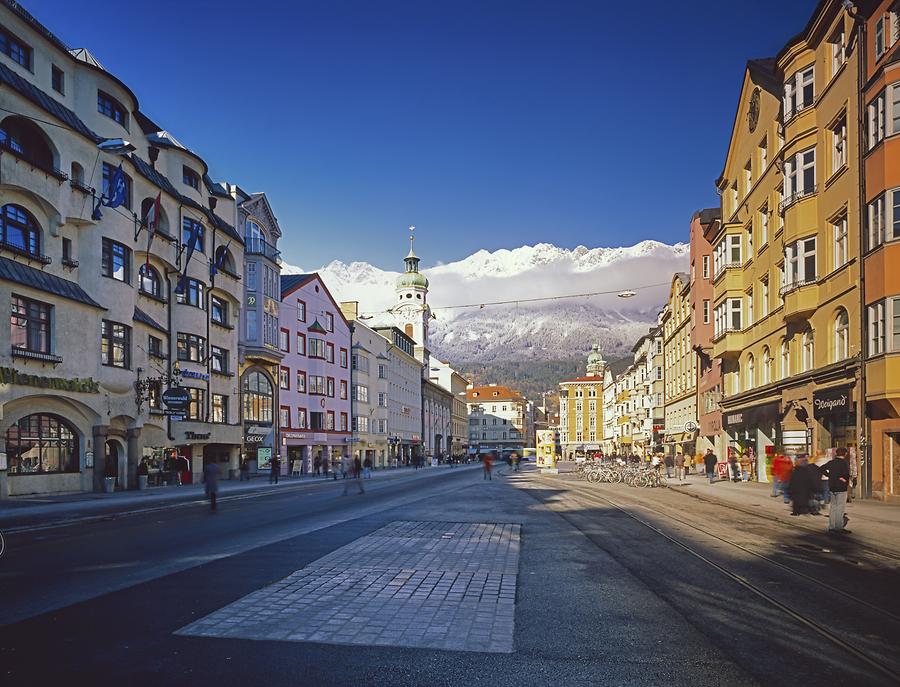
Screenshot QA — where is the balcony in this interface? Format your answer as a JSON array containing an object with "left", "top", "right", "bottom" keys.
[
  {"left": 0, "top": 239, "right": 52, "bottom": 265},
  {"left": 12, "top": 346, "right": 63, "bottom": 364},
  {"left": 713, "top": 260, "right": 742, "bottom": 282},
  {"left": 781, "top": 279, "right": 818, "bottom": 320},
  {"left": 779, "top": 185, "right": 817, "bottom": 215},
  {"left": 712, "top": 327, "right": 747, "bottom": 359},
  {"left": 0, "top": 137, "right": 67, "bottom": 181},
  {"left": 244, "top": 237, "right": 281, "bottom": 264}
]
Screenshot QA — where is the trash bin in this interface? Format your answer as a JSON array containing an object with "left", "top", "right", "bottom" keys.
[
  {"left": 137, "top": 475, "right": 148, "bottom": 490},
  {"left": 102, "top": 476, "right": 116, "bottom": 493}
]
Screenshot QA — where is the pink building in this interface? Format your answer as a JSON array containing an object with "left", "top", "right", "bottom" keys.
[{"left": 278, "top": 274, "right": 352, "bottom": 474}]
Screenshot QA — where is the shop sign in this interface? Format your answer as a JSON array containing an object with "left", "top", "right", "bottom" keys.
[
  {"left": 244, "top": 424, "right": 270, "bottom": 444},
  {"left": 782, "top": 430, "right": 808, "bottom": 446},
  {"left": 257, "top": 446, "right": 272, "bottom": 469},
  {"left": 0, "top": 366, "right": 100, "bottom": 393},
  {"left": 813, "top": 386, "right": 853, "bottom": 418},
  {"left": 722, "top": 401, "right": 780, "bottom": 429},
  {"left": 181, "top": 370, "right": 210, "bottom": 381},
  {"left": 185, "top": 432, "right": 211, "bottom": 440},
  {"left": 162, "top": 387, "right": 191, "bottom": 411},
  {"left": 282, "top": 431, "right": 307, "bottom": 440}
]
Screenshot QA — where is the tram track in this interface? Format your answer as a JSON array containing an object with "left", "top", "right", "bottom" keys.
[{"left": 518, "top": 475, "right": 900, "bottom": 686}]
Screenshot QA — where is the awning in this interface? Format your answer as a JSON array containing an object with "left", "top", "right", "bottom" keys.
[{"left": 722, "top": 401, "right": 781, "bottom": 429}]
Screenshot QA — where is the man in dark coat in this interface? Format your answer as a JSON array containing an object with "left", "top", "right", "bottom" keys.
[
  {"left": 203, "top": 460, "right": 220, "bottom": 512},
  {"left": 703, "top": 449, "right": 718, "bottom": 483},
  {"left": 823, "top": 448, "right": 851, "bottom": 533},
  {"left": 788, "top": 455, "right": 818, "bottom": 515}
]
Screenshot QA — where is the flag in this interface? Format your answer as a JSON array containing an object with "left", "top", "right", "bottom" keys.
[
  {"left": 209, "top": 239, "right": 232, "bottom": 278},
  {"left": 175, "top": 219, "right": 202, "bottom": 294},
  {"left": 143, "top": 192, "right": 161, "bottom": 270},
  {"left": 104, "top": 164, "right": 127, "bottom": 209}
]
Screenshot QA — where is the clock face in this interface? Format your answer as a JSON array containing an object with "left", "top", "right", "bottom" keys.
[{"left": 748, "top": 88, "right": 760, "bottom": 133}]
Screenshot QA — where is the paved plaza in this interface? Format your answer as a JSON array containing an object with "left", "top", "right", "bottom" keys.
[{"left": 177, "top": 521, "right": 521, "bottom": 652}]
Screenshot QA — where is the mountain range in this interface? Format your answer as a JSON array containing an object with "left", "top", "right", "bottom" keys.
[{"left": 283, "top": 240, "right": 689, "bottom": 392}]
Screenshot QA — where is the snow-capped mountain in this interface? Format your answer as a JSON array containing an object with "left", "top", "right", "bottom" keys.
[{"left": 283, "top": 240, "right": 688, "bottom": 365}]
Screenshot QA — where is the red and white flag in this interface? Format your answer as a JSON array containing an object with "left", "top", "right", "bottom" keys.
[{"left": 144, "top": 192, "right": 161, "bottom": 269}]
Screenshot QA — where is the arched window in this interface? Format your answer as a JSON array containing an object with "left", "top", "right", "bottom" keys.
[
  {"left": 139, "top": 263, "right": 162, "bottom": 298},
  {"left": 140, "top": 197, "right": 169, "bottom": 235},
  {"left": 0, "top": 115, "right": 55, "bottom": 170},
  {"left": 834, "top": 309, "right": 849, "bottom": 361},
  {"left": 780, "top": 339, "right": 790, "bottom": 379},
  {"left": 214, "top": 244, "right": 235, "bottom": 274},
  {"left": 6, "top": 413, "right": 79, "bottom": 474},
  {"left": 733, "top": 362, "right": 741, "bottom": 395},
  {"left": 761, "top": 347, "right": 772, "bottom": 385},
  {"left": 70, "top": 161, "right": 84, "bottom": 183},
  {"left": 242, "top": 370, "right": 273, "bottom": 424},
  {"left": 245, "top": 219, "right": 265, "bottom": 242},
  {"left": 746, "top": 354, "right": 754, "bottom": 390},
  {"left": 802, "top": 328, "right": 814, "bottom": 372},
  {"left": 1, "top": 204, "right": 41, "bottom": 257}
]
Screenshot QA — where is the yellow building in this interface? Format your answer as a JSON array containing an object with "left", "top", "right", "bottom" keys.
[
  {"left": 713, "top": 0, "right": 861, "bottom": 479},
  {"left": 662, "top": 273, "right": 697, "bottom": 455},
  {"left": 558, "top": 345, "right": 606, "bottom": 458}
]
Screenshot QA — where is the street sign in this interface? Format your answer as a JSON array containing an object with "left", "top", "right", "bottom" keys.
[
  {"left": 162, "top": 386, "right": 191, "bottom": 411},
  {"left": 683, "top": 421, "right": 698, "bottom": 433}
]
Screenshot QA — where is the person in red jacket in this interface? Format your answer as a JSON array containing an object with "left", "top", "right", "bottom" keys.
[{"left": 771, "top": 454, "right": 790, "bottom": 500}]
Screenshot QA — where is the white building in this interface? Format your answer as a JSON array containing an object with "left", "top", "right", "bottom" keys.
[
  {"left": 466, "top": 384, "right": 528, "bottom": 457},
  {"left": 428, "top": 358, "right": 470, "bottom": 460},
  {"left": 374, "top": 326, "right": 423, "bottom": 465}
]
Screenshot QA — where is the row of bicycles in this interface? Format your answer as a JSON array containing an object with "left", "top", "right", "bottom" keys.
[{"left": 574, "top": 460, "right": 668, "bottom": 488}]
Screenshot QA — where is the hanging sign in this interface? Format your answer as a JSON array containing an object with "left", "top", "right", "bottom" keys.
[{"left": 162, "top": 387, "right": 191, "bottom": 411}]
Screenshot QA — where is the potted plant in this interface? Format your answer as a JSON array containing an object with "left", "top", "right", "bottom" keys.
[{"left": 136, "top": 459, "right": 149, "bottom": 490}]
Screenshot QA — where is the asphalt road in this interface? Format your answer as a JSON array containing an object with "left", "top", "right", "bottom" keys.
[{"left": 1, "top": 465, "right": 897, "bottom": 686}]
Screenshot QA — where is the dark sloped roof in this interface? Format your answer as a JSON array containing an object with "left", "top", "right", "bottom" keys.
[
  {"left": 747, "top": 58, "right": 780, "bottom": 96},
  {"left": 0, "top": 63, "right": 100, "bottom": 142},
  {"left": 0, "top": 256, "right": 103, "bottom": 308},
  {"left": 698, "top": 207, "right": 721, "bottom": 225},
  {"left": 133, "top": 306, "right": 167, "bottom": 333},
  {"left": 307, "top": 319, "right": 327, "bottom": 334},
  {"left": 204, "top": 174, "right": 229, "bottom": 198},
  {"left": 280, "top": 273, "right": 315, "bottom": 297}
]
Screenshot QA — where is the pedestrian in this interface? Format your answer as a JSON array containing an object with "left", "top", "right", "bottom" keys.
[
  {"left": 665, "top": 453, "right": 675, "bottom": 479},
  {"left": 340, "top": 456, "right": 348, "bottom": 479},
  {"left": 322, "top": 456, "right": 329, "bottom": 479},
  {"left": 483, "top": 452, "right": 493, "bottom": 480},
  {"left": 343, "top": 455, "right": 365, "bottom": 495},
  {"left": 684, "top": 454, "right": 693, "bottom": 477},
  {"left": 727, "top": 453, "right": 740, "bottom": 482},
  {"left": 823, "top": 448, "right": 851, "bottom": 534},
  {"left": 703, "top": 448, "right": 718, "bottom": 484},
  {"left": 239, "top": 458, "right": 250, "bottom": 482},
  {"left": 202, "top": 459, "right": 220, "bottom": 512},
  {"left": 313, "top": 455, "right": 321, "bottom": 476},
  {"left": 674, "top": 452, "right": 685, "bottom": 483},
  {"left": 363, "top": 455, "right": 372, "bottom": 479},
  {"left": 739, "top": 451, "right": 752, "bottom": 482},
  {"left": 814, "top": 453, "right": 831, "bottom": 509},
  {"left": 771, "top": 453, "right": 789, "bottom": 498},
  {"left": 847, "top": 447, "right": 858, "bottom": 503},
  {"left": 788, "top": 455, "right": 818, "bottom": 515},
  {"left": 270, "top": 454, "right": 280, "bottom": 484},
  {"left": 511, "top": 452, "right": 520, "bottom": 472}
]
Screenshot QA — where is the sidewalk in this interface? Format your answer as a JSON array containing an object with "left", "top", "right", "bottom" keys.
[
  {"left": 0, "top": 464, "right": 472, "bottom": 532},
  {"left": 669, "top": 474, "right": 900, "bottom": 558}
]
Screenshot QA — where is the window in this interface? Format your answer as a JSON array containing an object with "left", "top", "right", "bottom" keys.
[
  {"left": 279, "top": 366, "right": 290, "bottom": 390},
  {"left": 326, "top": 342, "right": 335, "bottom": 363},
  {"left": 831, "top": 116, "right": 847, "bottom": 173},
  {"left": 278, "top": 328, "right": 290, "bottom": 352},
  {"left": 761, "top": 279, "right": 769, "bottom": 318},
  {"left": 62, "top": 237, "right": 73, "bottom": 264},
  {"left": 784, "top": 237, "right": 817, "bottom": 288},
  {"left": 246, "top": 310, "right": 257, "bottom": 340},
  {"left": 802, "top": 328, "right": 815, "bottom": 372},
  {"left": 147, "top": 380, "right": 162, "bottom": 409},
  {"left": 713, "top": 298, "right": 743, "bottom": 338},
  {"left": 296, "top": 370, "right": 306, "bottom": 393},
  {"left": 746, "top": 224, "right": 753, "bottom": 256},
  {"left": 784, "top": 66, "right": 814, "bottom": 119},
  {"left": 138, "top": 264, "right": 162, "bottom": 298},
  {"left": 339, "top": 379, "right": 348, "bottom": 399},
  {"left": 747, "top": 288, "right": 754, "bottom": 327},
  {"left": 783, "top": 148, "right": 816, "bottom": 203},
  {"left": 865, "top": 85, "right": 900, "bottom": 148},
  {"left": 297, "top": 408, "right": 308, "bottom": 429},
  {"left": 758, "top": 136, "right": 768, "bottom": 170},
  {"left": 0, "top": 26, "right": 33, "bottom": 69},
  {"left": 702, "top": 255, "right": 710, "bottom": 279},
  {"left": 6, "top": 414, "right": 78, "bottom": 475},
  {"left": 10, "top": 294, "right": 50, "bottom": 354},
  {"left": 311, "top": 412, "right": 325, "bottom": 430},
  {"left": 176, "top": 278, "right": 205, "bottom": 309},
  {"left": 246, "top": 261, "right": 257, "bottom": 290},
  {"left": 759, "top": 205, "right": 768, "bottom": 246},
  {"left": 378, "top": 392, "right": 388, "bottom": 407},
  {"left": 212, "top": 394, "right": 228, "bottom": 424},
  {"left": 743, "top": 160, "right": 752, "bottom": 196},
  {"left": 97, "top": 90, "right": 127, "bottom": 127},
  {"left": 833, "top": 214, "right": 848, "bottom": 270},
  {"left": 326, "top": 411, "right": 335, "bottom": 431},
  {"left": 148, "top": 335, "right": 165, "bottom": 359},
  {"left": 868, "top": 194, "right": 886, "bottom": 249},
  {"left": 327, "top": 377, "right": 335, "bottom": 397},
  {"left": 893, "top": 296, "right": 900, "bottom": 352},
  {"left": 868, "top": 301, "right": 886, "bottom": 356},
  {"left": 309, "top": 375, "right": 326, "bottom": 395},
  {"left": 102, "top": 238, "right": 131, "bottom": 283},
  {"left": 761, "top": 347, "right": 772, "bottom": 385},
  {"left": 242, "top": 371, "right": 273, "bottom": 424},
  {"left": 51, "top": 65, "right": 64, "bottom": 94},
  {"left": 703, "top": 299, "right": 710, "bottom": 324},
  {"left": 182, "top": 165, "right": 200, "bottom": 190},
  {"left": 211, "top": 345, "right": 228, "bottom": 374},
  {"left": 296, "top": 300, "right": 306, "bottom": 322},
  {"left": 211, "top": 296, "right": 228, "bottom": 326},
  {"left": 893, "top": 82, "right": 900, "bottom": 136},
  {"left": 177, "top": 333, "right": 206, "bottom": 363},
  {"left": 834, "top": 309, "right": 849, "bottom": 361},
  {"left": 876, "top": 16, "right": 886, "bottom": 58},
  {"left": 340, "top": 413, "right": 348, "bottom": 432},
  {"left": 279, "top": 406, "right": 291, "bottom": 429},
  {"left": 830, "top": 26, "right": 845, "bottom": 76},
  {"left": 655, "top": 366, "right": 663, "bottom": 381},
  {"left": 354, "top": 416, "right": 369, "bottom": 433},
  {"left": 353, "top": 385, "right": 369, "bottom": 403},
  {"left": 102, "top": 164, "right": 133, "bottom": 209},
  {"left": 309, "top": 338, "right": 326, "bottom": 359},
  {"left": 325, "top": 312, "right": 334, "bottom": 332},
  {"left": 101, "top": 320, "right": 131, "bottom": 368},
  {"left": 340, "top": 348, "right": 348, "bottom": 368},
  {"left": 746, "top": 355, "right": 754, "bottom": 390},
  {"left": 296, "top": 332, "right": 306, "bottom": 356},
  {"left": 781, "top": 339, "right": 790, "bottom": 379},
  {"left": 378, "top": 363, "right": 387, "bottom": 379},
  {"left": 186, "top": 387, "right": 205, "bottom": 421},
  {"left": 182, "top": 218, "right": 204, "bottom": 253}
]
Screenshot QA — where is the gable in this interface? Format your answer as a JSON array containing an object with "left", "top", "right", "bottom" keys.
[{"left": 241, "top": 193, "right": 282, "bottom": 239}]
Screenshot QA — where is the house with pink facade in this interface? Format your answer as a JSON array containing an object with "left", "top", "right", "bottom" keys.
[{"left": 278, "top": 274, "right": 352, "bottom": 473}]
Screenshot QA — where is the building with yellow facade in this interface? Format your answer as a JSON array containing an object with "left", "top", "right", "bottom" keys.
[
  {"left": 558, "top": 344, "right": 607, "bottom": 458},
  {"left": 713, "top": 0, "right": 862, "bottom": 480},
  {"left": 662, "top": 273, "right": 698, "bottom": 455}
]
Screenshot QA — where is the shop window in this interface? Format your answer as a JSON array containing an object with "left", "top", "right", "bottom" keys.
[
  {"left": 6, "top": 414, "right": 78, "bottom": 474},
  {"left": 242, "top": 371, "right": 274, "bottom": 424}
]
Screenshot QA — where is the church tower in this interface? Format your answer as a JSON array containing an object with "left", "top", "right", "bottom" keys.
[
  {"left": 392, "top": 226, "right": 431, "bottom": 349},
  {"left": 586, "top": 343, "right": 606, "bottom": 376}
]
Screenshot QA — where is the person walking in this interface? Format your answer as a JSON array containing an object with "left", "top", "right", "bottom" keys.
[
  {"left": 823, "top": 448, "right": 851, "bottom": 534},
  {"left": 703, "top": 448, "right": 718, "bottom": 484},
  {"left": 313, "top": 455, "right": 321, "bottom": 476},
  {"left": 674, "top": 452, "right": 685, "bottom": 484},
  {"left": 343, "top": 455, "right": 365, "bottom": 495},
  {"left": 788, "top": 455, "right": 818, "bottom": 515},
  {"left": 203, "top": 459, "right": 220, "bottom": 512},
  {"left": 270, "top": 454, "right": 280, "bottom": 484},
  {"left": 739, "top": 451, "right": 752, "bottom": 482},
  {"left": 511, "top": 452, "right": 520, "bottom": 472},
  {"left": 483, "top": 452, "right": 493, "bottom": 480},
  {"left": 665, "top": 453, "right": 675, "bottom": 479},
  {"left": 363, "top": 455, "right": 372, "bottom": 479},
  {"left": 322, "top": 456, "right": 329, "bottom": 479},
  {"left": 239, "top": 458, "right": 250, "bottom": 482},
  {"left": 684, "top": 454, "right": 693, "bottom": 477},
  {"left": 727, "top": 453, "right": 740, "bottom": 482},
  {"left": 771, "top": 453, "right": 789, "bottom": 498}
]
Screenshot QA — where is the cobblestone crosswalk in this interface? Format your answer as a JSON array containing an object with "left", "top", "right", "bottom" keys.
[{"left": 177, "top": 521, "right": 521, "bottom": 652}]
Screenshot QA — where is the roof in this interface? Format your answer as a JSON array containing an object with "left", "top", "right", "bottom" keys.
[
  {"left": 746, "top": 58, "right": 780, "bottom": 96},
  {"left": 68, "top": 47, "right": 104, "bottom": 70},
  {"left": 133, "top": 306, "right": 167, "bottom": 333},
  {"left": 466, "top": 385, "right": 525, "bottom": 402},
  {"left": 280, "top": 273, "right": 315, "bottom": 297},
  {"left": 695, "top": 207, "right": 721, "bottom": 225},
  {"left": 0, "top": 256, "right": 103, "bottom": 308},
  {"left": 559, "top": 376, "right": 606, "bottom": 384},
  {"left": 0, "top": 63, "right": 100, "bottom": 142}
]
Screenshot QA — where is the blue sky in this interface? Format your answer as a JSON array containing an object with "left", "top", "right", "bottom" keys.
[{"left": 29, "top": 0, "right": 815, "bottom": 268}]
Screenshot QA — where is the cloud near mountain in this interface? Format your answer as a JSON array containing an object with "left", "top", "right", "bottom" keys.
[{"left": 282, "top": 240, "right": 689, "bottom": 365}]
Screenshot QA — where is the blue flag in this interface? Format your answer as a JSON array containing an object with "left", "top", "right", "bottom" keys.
[
  {"left": 104, "top": 164, "right": 127, "bottom": 209},
  {"left": 210, "top": 239, "right": 232, "bottom": 278},
  {"left": 175, "top": 220, "right": 202, "bottom": 294}
]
